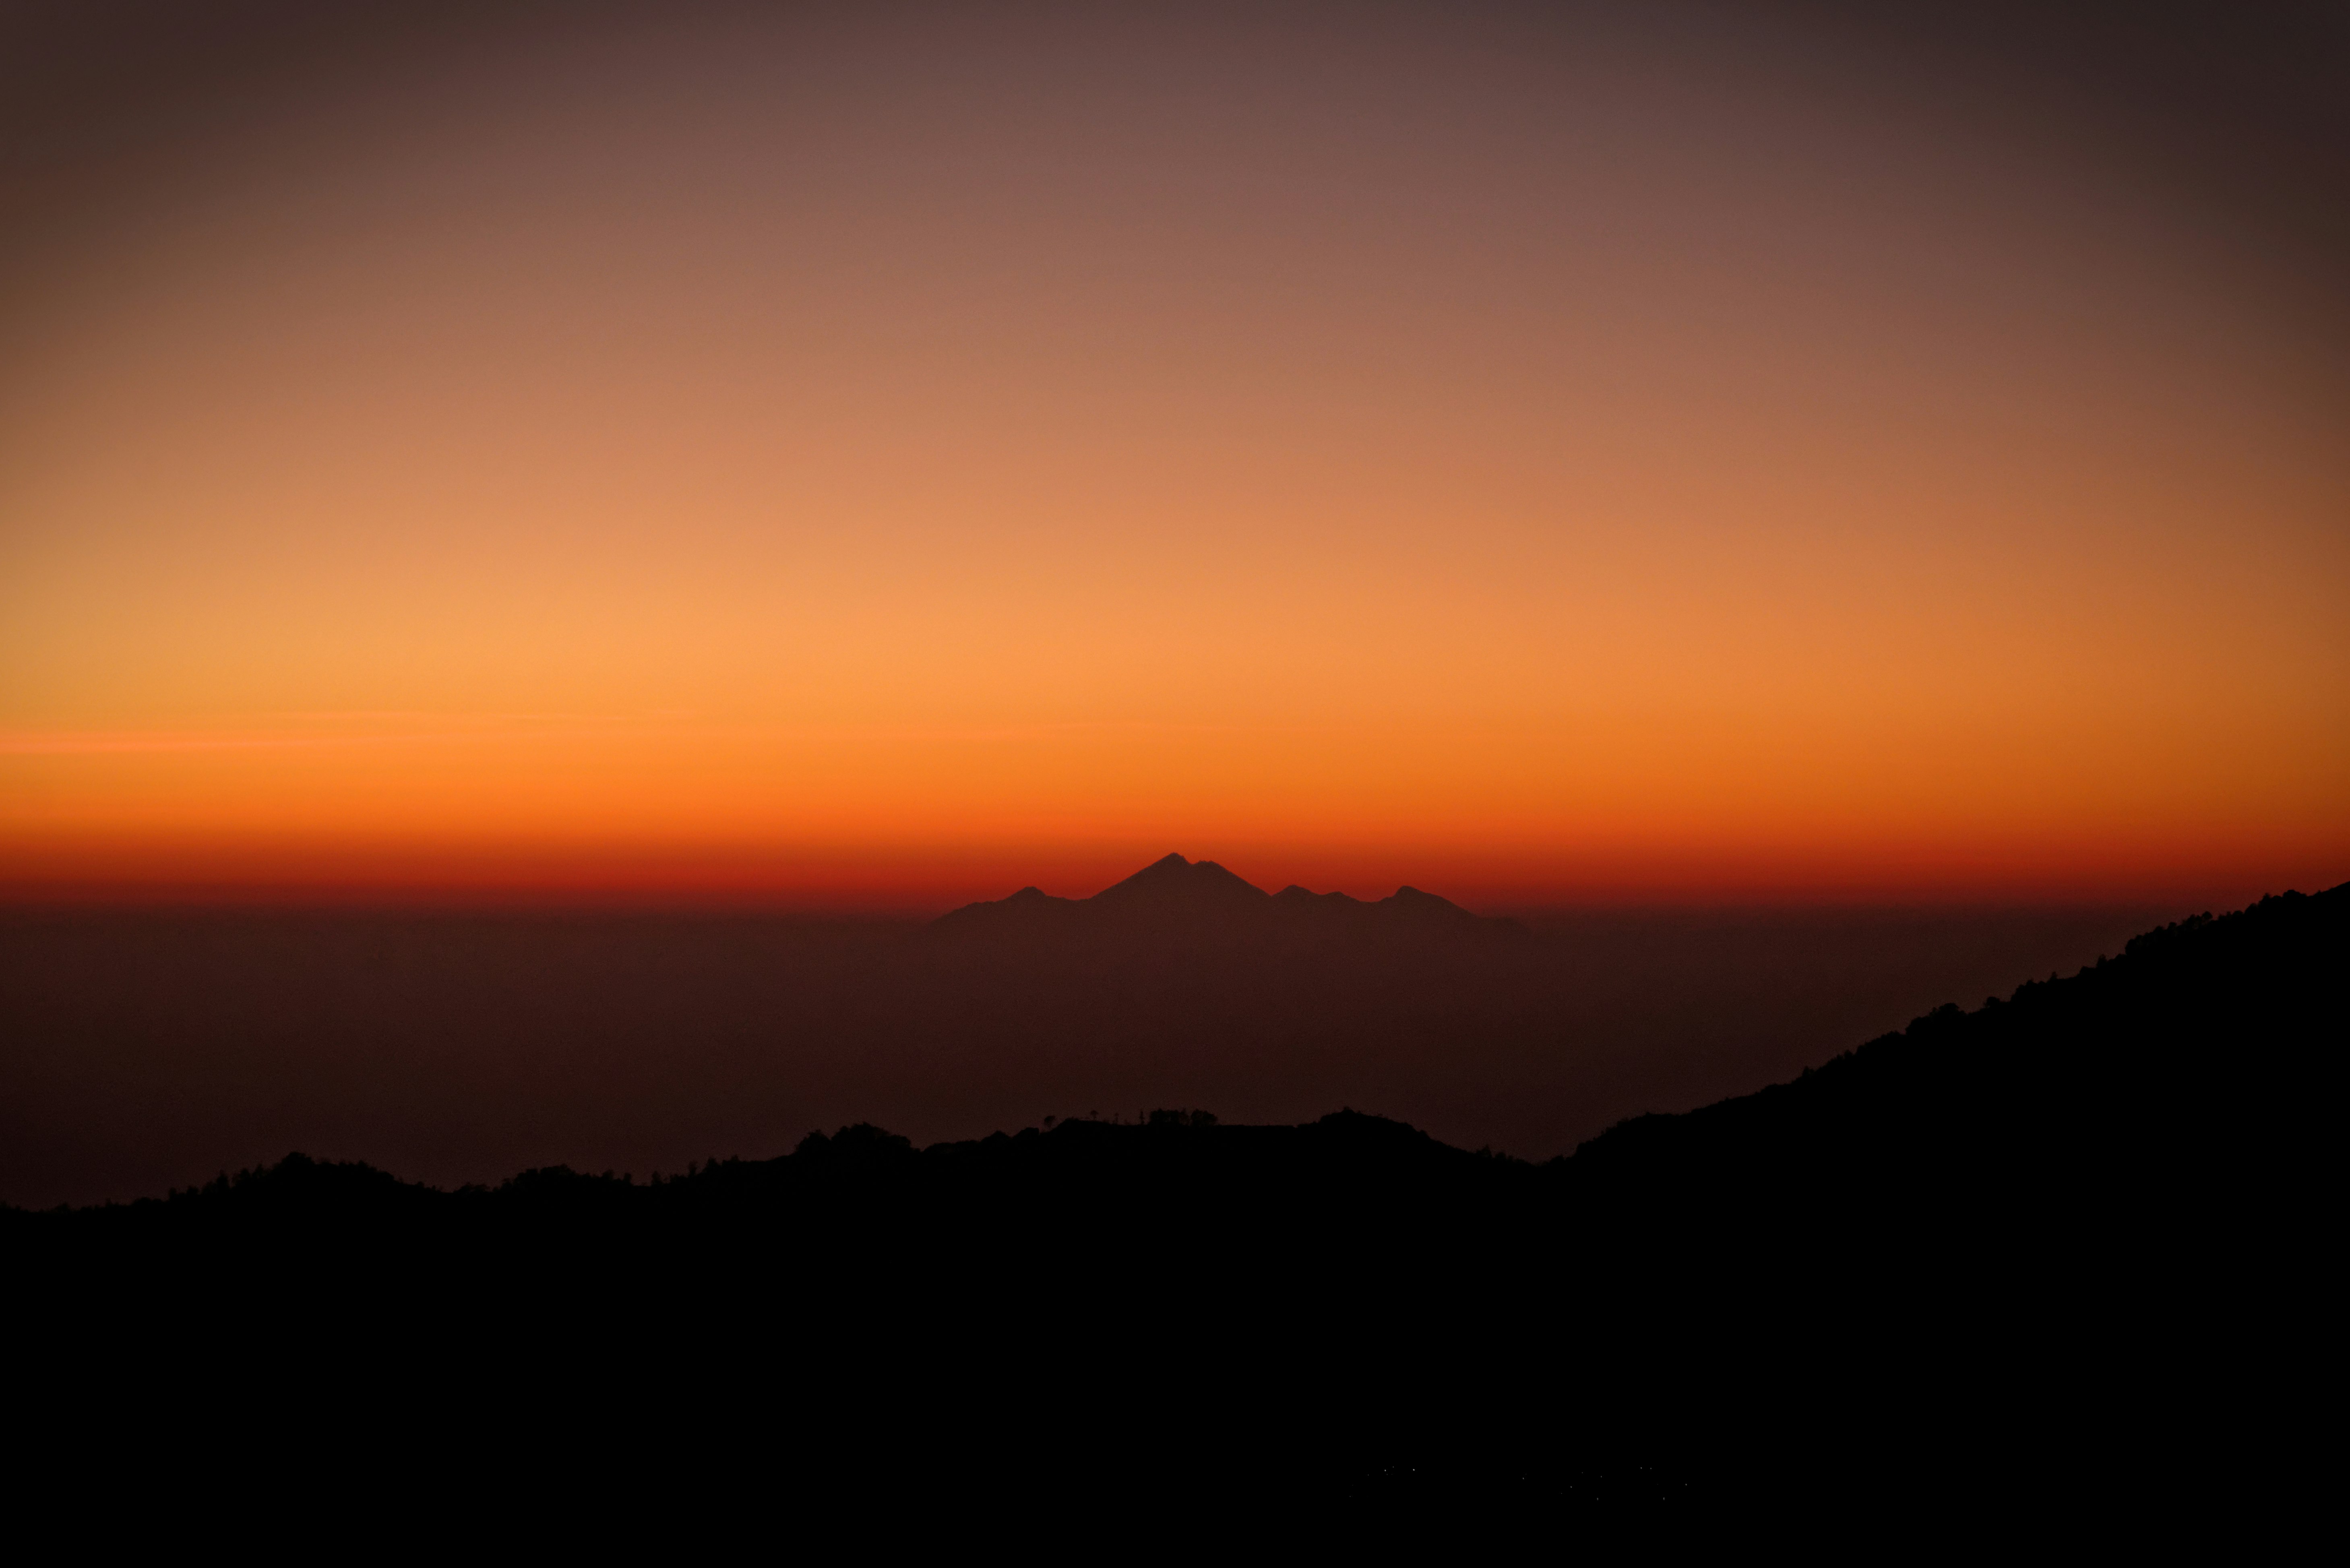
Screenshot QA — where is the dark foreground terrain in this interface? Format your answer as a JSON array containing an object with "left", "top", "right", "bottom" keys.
[{"left": 10, "top": 884, "right": 2338, "bottom": 1533}]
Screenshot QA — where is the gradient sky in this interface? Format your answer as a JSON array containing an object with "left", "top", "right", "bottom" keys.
[{"left": 2, "top": 1, "right": 2344, "bottom": 907}]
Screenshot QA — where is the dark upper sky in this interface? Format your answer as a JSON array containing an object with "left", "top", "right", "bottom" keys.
[{"left": 8, "top": 2, "right": 2340, "bottom": 298}]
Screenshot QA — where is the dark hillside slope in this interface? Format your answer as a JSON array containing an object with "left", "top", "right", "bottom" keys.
[
  {"left": 1544, "top": 884, "right": 2340, "bottom": 1512},
  {"left": 1575, "top": 883, "right": 2338, "bottom": 1208},
  {"left": 8, "top": 884, "right": 2338, "bottom": 1520}
]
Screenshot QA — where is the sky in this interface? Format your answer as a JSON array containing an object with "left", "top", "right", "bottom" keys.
[{"left": 2, "top": 1, "right": 2344, "bottom": 909}]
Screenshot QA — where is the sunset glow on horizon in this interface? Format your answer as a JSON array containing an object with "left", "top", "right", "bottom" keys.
[{"left": 5, "top": 4, "right": 2344, "bottom": 910}]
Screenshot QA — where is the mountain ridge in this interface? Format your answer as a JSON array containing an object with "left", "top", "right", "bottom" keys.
[{"left": 927, "top": 851, "right": 1525, "bottom": 940}]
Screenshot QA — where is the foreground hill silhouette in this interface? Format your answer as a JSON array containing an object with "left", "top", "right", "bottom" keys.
[{"left": 10, "top": 882, "right": 2336, "bottom": 1526}]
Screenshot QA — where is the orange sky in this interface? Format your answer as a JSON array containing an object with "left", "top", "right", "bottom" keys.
[{"left": 3, "top": 6, "right": 2344, "bottom": 909}]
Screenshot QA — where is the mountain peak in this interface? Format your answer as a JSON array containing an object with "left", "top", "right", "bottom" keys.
[{"left": 1089, "top": 853, "right": 1271, "bottom": 912}]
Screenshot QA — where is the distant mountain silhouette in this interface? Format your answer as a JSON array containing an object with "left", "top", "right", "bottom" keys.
[
  {"left": 10, "top": 881, "right": 2336, "bottom": 1529},
  {"left": 928, "top": 851, "right": 1525, "bottom": 940}
]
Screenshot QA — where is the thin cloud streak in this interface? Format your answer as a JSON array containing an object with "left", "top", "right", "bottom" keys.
[{"left": 0, "top": 715, "right": 1310, "bottom": 755}]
